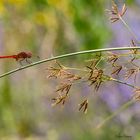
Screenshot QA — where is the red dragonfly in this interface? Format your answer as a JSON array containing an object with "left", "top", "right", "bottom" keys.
[{"left": 0, "top": 51, "right": 32, "bottom": 65}]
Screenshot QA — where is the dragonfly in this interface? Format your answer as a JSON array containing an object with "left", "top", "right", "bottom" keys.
[{"left": 0, "top": 51, "right": 32, "bottom": 65}]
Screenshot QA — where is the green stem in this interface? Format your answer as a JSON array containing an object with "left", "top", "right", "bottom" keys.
[
  {"left": 0, "top": 46, "right": 140, "bottom": 78},
  {"left": 96, "top": 99, "right": 135, "bottom": 129}
]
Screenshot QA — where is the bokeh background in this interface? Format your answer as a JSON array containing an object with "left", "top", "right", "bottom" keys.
[{"left": 0, "top": 0, "right": 140, "bottom": 139}]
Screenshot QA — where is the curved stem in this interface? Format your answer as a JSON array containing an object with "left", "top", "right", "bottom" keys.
[{"left": 0, "top": 46, "right": 140, "bottom": 78}]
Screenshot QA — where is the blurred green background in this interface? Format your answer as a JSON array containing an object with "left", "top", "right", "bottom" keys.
[{"left": 0, "top": 0, "right": 139, "bottom": 139}]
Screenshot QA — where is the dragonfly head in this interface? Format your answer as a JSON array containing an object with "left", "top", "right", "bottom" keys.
[{"left": 27, "top": 52, "right": 32, "bottom": 58}]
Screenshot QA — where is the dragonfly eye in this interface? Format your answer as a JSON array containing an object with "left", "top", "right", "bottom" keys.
[{"left": 27, "top": 52, "right": 32, "bottom": 58}]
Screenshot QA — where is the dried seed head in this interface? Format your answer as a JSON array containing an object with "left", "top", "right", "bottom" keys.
[
  {"left": 86, "top": 66, "right": 103, "bottom": 91},
  {"left": 120, "top": 4, "right": 127, "bottom": 17},
  {"left": 61, "top": 71, "right": 81, "bottom": 82},
  {"left": 52, "top": 82, "right": 72, "bottom": 107},
  {"left": 133, "top": 89, "right": 140, "bottom": 101},
  {"left": 125, "top": 68, "right": 138, "bottom": 82},
  {"left": 52, "top": 94, "right": 68, "bottom": 106},
  {"left": 111, "top": 65, "right": 122, "bottom": 75},
  {"left": 107, "top": 0, "right": 127, "bottom": 23},
  {"left": 79, "top": 99, "right": 88, "bottom": 114},
  {"left": 46, "top": 67, "right": 62, "bottom": 78},
  {"left": 107, "top": 52, "right": 118, "bottom": 64},
  {"left": 130, "top": 40, "right": 138, "bottom": 62},
  {"left": 47, "top": 62, "right": 81, "bottom": 82},
  {"left": 56, "top": 83, "right": 72, "bottom": 95}
]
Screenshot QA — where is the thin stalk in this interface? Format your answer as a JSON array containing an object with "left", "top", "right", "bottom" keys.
[
  {"left": 110, "top": 77, "right": 137, "bottom": 89},
  {"left": 0, "top": 46, "right": 140, "bottom": 78},
  {"left": 96, "top": 77, "right": 138, "bottom": 129},
  {"left": 119, "top": 15, "right": 139, "bottom": 43},
  {"left": 63, "top": 67, "right": 87, "bottom": 72},
  {"left": 96, "top": 99, "right": 135, "bottom": 129},
  {"left": 95, "top": 57, "right": 103, "bottom": 68}
]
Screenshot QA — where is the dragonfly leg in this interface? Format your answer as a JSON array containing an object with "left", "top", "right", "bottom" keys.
[
  {"left": 18, "top": 58, "right": 25, "bottom": 66},
  {"left": 26, "top": 58, "right": 32, "bottom": 64}
]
